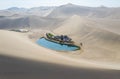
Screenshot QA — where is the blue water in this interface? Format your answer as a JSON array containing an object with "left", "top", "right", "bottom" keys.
[{"left": 36, "top": 38, "right": 79, "bottom": 51}]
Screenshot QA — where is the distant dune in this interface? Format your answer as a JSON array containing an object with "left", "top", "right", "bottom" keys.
[
  {"left": 0, "top": 4, "right": 120, "bottom": 30},
  {"left": 48, "top": 3, "right": 120, "bottom": 18},
  {"left": 0, "top": 15, "right": 64, "bottom": 30}
]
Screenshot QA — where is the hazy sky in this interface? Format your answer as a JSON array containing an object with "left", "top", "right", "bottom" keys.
[{"left": 0, "top": 0, "right": 120, "bottom": 9}]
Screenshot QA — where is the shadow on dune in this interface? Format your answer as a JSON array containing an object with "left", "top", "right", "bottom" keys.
[{"left": 0, "top": 54, "right": 120, "bottom": 79}]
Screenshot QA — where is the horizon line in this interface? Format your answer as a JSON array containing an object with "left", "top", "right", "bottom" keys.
[{"left": 1, "top": 3, "right": 120, "bottom": 10}]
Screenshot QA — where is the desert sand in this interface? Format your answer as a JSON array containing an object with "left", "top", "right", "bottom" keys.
[
  {"left": 0, "top": 3, "right": 120, "bottom": 79},
  {"left": 54, "top": 15, "right": 120, "bottom": 64},
  {"left": 0, "top": 27, "right": 120, "bottom": 79}
]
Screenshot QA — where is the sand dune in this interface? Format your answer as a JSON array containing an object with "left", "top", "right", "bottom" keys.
[
  {"left": 0, "top": 29, "right": 119, "bottom": 69},
  {"left": 0, "top": 3, "right": 120, "bottom": 79},
  {"left": 0, "top": 30, "right": 120, "bottom": 79},
  {"left": 48, "top": 3, "right": 120, "bottom": 18},
  {"left": 0, "top": 55, "right": 120, "bottom": 79},
  {"left": 54, "top": 15, "right": 120, "bottom": 64},
  {"left": 0, "top": 15, "right": 64, "bottom": 30}
]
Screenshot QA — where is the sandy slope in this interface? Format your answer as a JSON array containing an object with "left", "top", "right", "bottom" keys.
[
  {"left": 0, "top": 30, "right": 91, "bottom": 68},
  {"left": 0, "top": 30, "right": 120, "bottom": 79},
  {"left": 0, "top": 29, "right": 119, "bottom": 69},
  {"left": 54, "top": 15, "right": 120, "bottom": 64}
]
